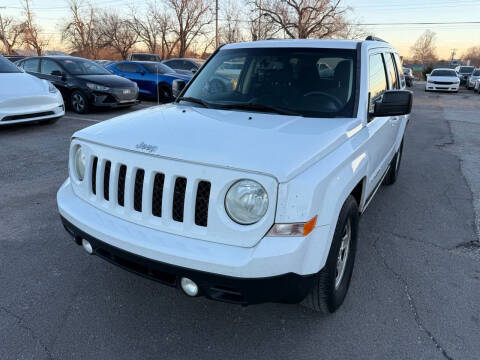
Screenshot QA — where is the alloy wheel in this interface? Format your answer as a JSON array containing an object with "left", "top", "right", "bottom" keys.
[{"left": 335, "top": 218, "right": 351, "bottom": 289}]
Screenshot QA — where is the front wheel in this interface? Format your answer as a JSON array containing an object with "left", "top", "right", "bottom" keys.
[
  {"left": 302, "top": 195, "right": 359, "bottom": 314},
  {"left": 71, "top": 91, "right": 89, "bottom": 114}
]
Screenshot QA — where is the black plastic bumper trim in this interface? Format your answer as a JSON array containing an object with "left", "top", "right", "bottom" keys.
[{"left": 60, "top": 216, "right": 317, "bottom": 305}]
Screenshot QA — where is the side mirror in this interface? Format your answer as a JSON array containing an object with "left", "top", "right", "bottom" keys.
[
  {"left": 172, "top": 79, "right": 186, "bottom": 98},
  {"left": 373, "top": 90, "right": 412, "bottom": 117}
]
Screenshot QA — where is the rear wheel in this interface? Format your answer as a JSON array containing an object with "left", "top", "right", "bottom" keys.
[
  {"left": 71, "top": 91, "right": 89, "bottom": 114},
  {"left": 302, "top": 195, "right": 359, "bottom": 314}
]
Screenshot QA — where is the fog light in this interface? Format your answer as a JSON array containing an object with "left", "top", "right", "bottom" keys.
[
  {"left": 180, "top": 277, "right": 198, "bottom": 296},
  {"left": 81, "top": 239, "right": 93, "bottom": 254}
]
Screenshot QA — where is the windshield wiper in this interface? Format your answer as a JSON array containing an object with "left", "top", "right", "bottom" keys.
[
  {"left": 219, "top": 102, "right": 301, "bottom": 116},
  {"left": 177, "top": 96, "right": 212, "bottom": 108}
]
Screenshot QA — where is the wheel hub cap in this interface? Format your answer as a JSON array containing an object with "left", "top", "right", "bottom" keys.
[{"left": 335, "top": 219, "right": 351, "bottom": 289}]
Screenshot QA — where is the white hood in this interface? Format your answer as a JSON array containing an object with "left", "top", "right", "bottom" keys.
[
  {"left": 74, "top": 104, "right": 358, "bottom": 182},
  {"left": 0, "top": 72, "right": 49, "bottom": 99}
]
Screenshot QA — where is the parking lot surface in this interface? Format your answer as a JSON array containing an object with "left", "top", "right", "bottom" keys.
[{"left": 1, "top": 86, "right": 479, "bottom": 360}]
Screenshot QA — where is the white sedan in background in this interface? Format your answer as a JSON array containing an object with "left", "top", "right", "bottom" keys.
[
  {"left": 425, "top": 68, "right": 460, "bottom": 92},
  {"left": 0, "top": 55, "right": 64, "bottom": 125}
]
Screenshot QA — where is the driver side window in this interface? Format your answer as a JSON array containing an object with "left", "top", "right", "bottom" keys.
[{"left": 368, "top": 53, "right": 388, "bottom": 115}]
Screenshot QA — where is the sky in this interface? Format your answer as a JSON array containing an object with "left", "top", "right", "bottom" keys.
[{"left": 1, "top": 0, "right": 479, "bottom": 59}]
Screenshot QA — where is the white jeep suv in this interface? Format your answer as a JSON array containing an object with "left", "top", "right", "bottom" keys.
[{"left": 58, "top": 38, "right": 412, "bottom": 313}]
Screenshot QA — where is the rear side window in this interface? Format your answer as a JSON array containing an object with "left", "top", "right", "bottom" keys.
[
  {"left": 392, "top": 53, "right": 405, "bottom": 88},
  {"left": 368, "top": 53, "right": 388, "bottom": 113},
  {"left": 23, "top": 59, "right": 40, "bottom": 73},
  {"left": 384, "top": 53, "right": 399, "bottom": 89}
]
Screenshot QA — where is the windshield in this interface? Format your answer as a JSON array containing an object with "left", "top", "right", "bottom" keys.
[
  {"left": 61, "top": 58, "right": 111, "bottom": 75},
  {"left": 0, "top": 56, "right": 22, "bottom": 73},
  {"left": 459, "top": 66, "right": 474, "bottom": 74},
  {"left": 181, "top": 48, "right": 357, "bottom": 118},
  {"left": 141, "top": 62, "right": 175, "bottom": 74},
  {"left": 431, "top": 69, "right": 457, "bottom": 77}
]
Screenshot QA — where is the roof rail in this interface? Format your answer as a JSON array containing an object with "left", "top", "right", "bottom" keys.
[{"left": 365, "top": 35, "right": 388, "bottom": 43}]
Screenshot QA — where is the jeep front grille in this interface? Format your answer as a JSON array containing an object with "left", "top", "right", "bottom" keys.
[{"left": 90, "top": 160, "right": 211, "bottom": 227}]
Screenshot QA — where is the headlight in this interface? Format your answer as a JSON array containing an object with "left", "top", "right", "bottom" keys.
[
  {"left": 225, "top": 180, "right": 268, "bottom": 225},
  {"left": 73, "top": 146, "right": 86, "bottom": 181},
  {"left": 86, "top": 83, "right": 110, "bottom": 91},
  {"left": 48, "top": 82, "right": 58, "bottom": 93}
]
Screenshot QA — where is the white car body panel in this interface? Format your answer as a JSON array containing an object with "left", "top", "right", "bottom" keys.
[
  {"left": 57, "top": 39, "right": 408, "bottom": 278},
  {"left": 0, "top": 72, "right": 64, "bottom": 124}
]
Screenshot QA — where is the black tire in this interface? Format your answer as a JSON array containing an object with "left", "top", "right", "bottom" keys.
[
  {"left": 71, "top": 90, "right": 89, "bottom": 114},
  {"left": 302, "top": 195, "right": 359, "bottom": 314},
  {"left": 383, "top": 139, "right": 404, "bottom": 185},
  {"left": 157, "top": 84, "right": 172, "bottom": 102}
]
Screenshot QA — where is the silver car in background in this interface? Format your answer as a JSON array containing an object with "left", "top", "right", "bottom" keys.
[{"left": 467, "top": 68, "right": 480, "bottom": 90}]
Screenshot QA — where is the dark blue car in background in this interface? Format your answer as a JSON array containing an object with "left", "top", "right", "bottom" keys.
[{"left": 107, "top": 61, "right": 192, "bottom": 101}]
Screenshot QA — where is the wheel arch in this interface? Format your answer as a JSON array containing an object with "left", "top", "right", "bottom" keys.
[{"left": 276, "top": 149, "right": 369, "bottom": 274}]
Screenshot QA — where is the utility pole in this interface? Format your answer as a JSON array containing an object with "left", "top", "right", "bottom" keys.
[
  {"left": 450, "top": 48, "right": 457, "bottom": 62},
  {"left": 258, "top": 0, "right": 262, "bottom": 40},
  {"left": 215, "top": 0, "right": 219, "bottom": 48}
]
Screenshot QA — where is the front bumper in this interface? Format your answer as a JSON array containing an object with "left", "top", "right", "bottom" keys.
[
  {"left": 87, "top": 88, "right": 139, "bottom": 108},
  {"left": 57, "top": 180, "right": 330, "bottom": 304},
  {"left": 425, "top": 83, "right": 459, "bottom": 92},
  {"left": 0, "top": 92, "right": 64, "bottom": 125},
  {"left": 61, "top": 216, "right": 316, "bottom": 305}
]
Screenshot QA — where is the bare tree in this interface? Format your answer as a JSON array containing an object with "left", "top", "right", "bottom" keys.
[
  {"left": 248, "top": 6, "right": 276, "bottom": 41},
  {"left": 219, "top": 0, "right": 245, "bottom": 44},
  {"left": 151, "top": 10, "right": 176, "bottom": 59},
  {"left": 62, "top": 0, "right": 99, "bottom": 58},
  {"left": 462, "top": 46, "right": 480, "bottom": 67},
  {"left": 251, "top": 0, "right": 348, "bottom": 39},
  {"left": 129, "top": 2, "right": 162, "bottom": 54},
  {"left": 166, "top": 0, "right": 213, "bottom": 57},
  {"left": 21, "top": 0, "right": 49, "bottom": 55},
  {"left": 410, "top": 30, "right": 437, "bottom": 65},
  {"left": 0, "top": 14, "right": 23, "bottom": 55},
  {"left": 98, "top": 11, "right": 138, "bottom": 60}
]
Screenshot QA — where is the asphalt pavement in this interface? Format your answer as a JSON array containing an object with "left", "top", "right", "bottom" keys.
[{"left": 1, "top": 85, "right": 479, "bottom": 360}]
